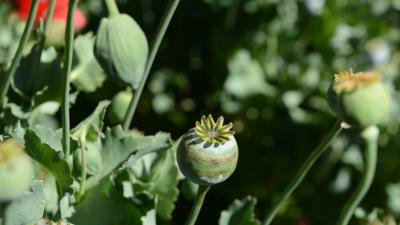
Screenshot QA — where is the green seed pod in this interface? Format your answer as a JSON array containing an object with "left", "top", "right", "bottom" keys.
[
  {"left": 74, "top": 143, "right": 102, "bottom": 176},
  {"left": 0, "top": 139, "right": 34, "bottom": 201},
  {"left": 177, "top": 115, "right": 238, "bottom": 186},
  {"left": 327, "top": 69, "right": 391, "bottom": 127},
  {"left": 108, "top": 89, "right": 133, "bottom": 124},
  {"left": 94, "top": 14, "right": 148, "bottom": 88}
]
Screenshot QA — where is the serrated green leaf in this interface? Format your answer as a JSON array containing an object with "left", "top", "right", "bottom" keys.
[
  {"left": 71, "top": 33, "right": 106, "bottom": 93},
  {"left": 141, "top": 209, "right": 156, "bottom": 225},
  {"left": 129, "top": 142, "right": 180, "bottom": 220},
  {"left": 219, "top": 196, "right": 260, "bottom": 225},
  {"left": 70, "top": 181, "right": 127, "bottom": 225},
  {"left": 4, "top": 181, "right": 45, "bottom": 225},
  {"left": 86, "top": 126, "right": 171, "bottom": 189},
  {"left": 31, "top": 126, "right": 63, "bottom": 151},
  {"left": 24, "top": 128, "right": 73, "bottom": 192},
  {"left": 0, "top": 103, "right": 28, "bottom": 136},
  {"left": 71, "top": 100, "right": 110, "bottom": 142},
  {"left": 59, "top": 193, "right": 75, "bottom": 219}
]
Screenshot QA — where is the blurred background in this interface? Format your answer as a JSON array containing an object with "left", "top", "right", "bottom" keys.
[{"left": 2, "top": 0, "right": 400, "bottom": 224}]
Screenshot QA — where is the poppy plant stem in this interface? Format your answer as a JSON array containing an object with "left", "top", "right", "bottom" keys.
[
  {"left": 336, "top": 126, "right": 379, "bottom": 225},
  {"left": 184, "top": 185, "right": 210, "bottom": 225},
  {"left": 29, "top": 0, "right": 57, "bottom": 96},
  {"left": 122, "top": 0, "right": 181, "bottom": 131},
  {"left": 104, "top": 0, "right": 119, "bottom": 17},
  {"left": 78, "top": 135, "right": 87, "bottom": 199},
  {"left": 262, "top": 120, "right": 343, "bottom": 225},
  {"left": 0, "top": 0, "right": 40, "bottom": 106},
  {"left": 61, "top": 0, "right": 78, "bottom": 160}
]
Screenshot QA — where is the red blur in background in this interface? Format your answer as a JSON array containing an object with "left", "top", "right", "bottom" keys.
[{"left": 13, "top": 0, "right": 87, "bottom": 29}]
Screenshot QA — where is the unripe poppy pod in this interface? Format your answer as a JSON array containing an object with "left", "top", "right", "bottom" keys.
[
  {"left": 177, "top": 115, "right": 238, "bottom": 186},
  {"left": 94, "top": 14, "right": 148, "bottom": 88},
  {"left": 327, "top": 69, "right": 392, "bottom": 127}
]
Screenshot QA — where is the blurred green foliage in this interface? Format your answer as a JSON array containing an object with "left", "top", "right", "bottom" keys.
[{"left": 1, "top": 0, "right": 400, "bottom": 224}]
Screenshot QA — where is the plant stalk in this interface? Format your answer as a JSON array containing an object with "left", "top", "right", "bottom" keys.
[
  {"left": 29, "top": 0, "right": 57, "bottom": 97},
  {"left": 184, "top": 185, "right": 210, "bottom": 225},
  {"left": 336, "top": 126, "right": 379, "bottom": 225},
  {"left": 262, "top": 120, "right": 343, "bottom": 225},
  {"left": 122, "top": 0, "right": 181, "bottom": 130},
  {"left": 61, "top": 0, "right": 78, "bottom": 160},
  {"left": 78, "top": 135, "right": 88, "bottom": 198},
  {"left": 104, "top": 0, "right": 119, "bottom": 17},
  {"left": 0, "top": 0, "right": 40, "bottom": 106}
]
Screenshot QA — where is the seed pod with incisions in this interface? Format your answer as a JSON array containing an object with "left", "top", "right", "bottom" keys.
[
  {"left": 327, "top": 69, "right": 392, "bottom": 128},
  {"left": 94, "top": 14, "right": 148, "bottom": 88},
  {"left": 0, "top": 139, "right": 34, "bottom": 201},
  {"left": 177, "top": 115, "right": 238, "bottom": 186}
]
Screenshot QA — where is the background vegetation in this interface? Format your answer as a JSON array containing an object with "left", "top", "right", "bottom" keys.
[{"left": 2, "top": 0, "right": 400, "bottom": 224}]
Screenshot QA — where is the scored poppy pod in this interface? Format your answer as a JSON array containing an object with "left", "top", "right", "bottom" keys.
[{"left": 177, "top": 115, "right": 239, "bottom": 186}]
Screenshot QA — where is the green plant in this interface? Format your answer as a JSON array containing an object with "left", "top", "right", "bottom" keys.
[{"left": 0, "top": 0, "right": 398, "bottom": 225}]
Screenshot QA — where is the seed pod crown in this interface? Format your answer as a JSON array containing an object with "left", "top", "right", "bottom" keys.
[{"left": 195, "top": 115, "right": 235, "bottom": 145}]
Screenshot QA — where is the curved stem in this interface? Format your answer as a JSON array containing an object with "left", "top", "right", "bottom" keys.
[
  {"left": 184, "top": 185, "right": 210, "bottom": 225},
  {"left": 262, "top": 120, "right": 343, "bottom": 225},
  {"left": 61, "top": 0, "right": 78, "bottom": 161},
  {"left": 336, "top": 126, "right": 379, "bottom": 225},
  {"left": 0, "top": 0, "right": 40, "bottom": 106},
  {"left": 104, "top": 0, "right": 119, "bottom": 17},
  {"left": 122, "top": 0, "right": 181, "bottom": 131},
  {"left": 78, "top": 135, "right": 87, "bottom": 198}
]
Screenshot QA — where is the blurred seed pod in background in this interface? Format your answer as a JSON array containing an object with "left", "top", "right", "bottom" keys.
[
  {"left": 0, "top": 138, "right": 34, "bottom": 201},
  {"left": 327, "top": 69, "right": 392, "bottom": 128}
]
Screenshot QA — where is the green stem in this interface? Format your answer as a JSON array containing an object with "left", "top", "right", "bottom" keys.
[
  {"left": 184, "top": 185, "right": 211, "bottom": 225},
  {"left": 225, "top": 0, "right": 241, "bottom": 29},
  {"left": 0, "top": 0, "right": 40, "bottom": 106},
  {"left": 122, "top": 0, "right": 181, "bottom": 131},
  {"left": 262, "top": 120, "right": 343, "bottom": 225},
  {"left": 61, "top": 0, "right": 78, "bottom": 161},
  {"left": 29, "top": 0, "right": 57, "bottom": 97},
  {"left": 42, "top": 0, "right": 57, "bottom": 36},
  {"left": 78, "top": 135, "right": 88, "bottom": 198},
  {"left": 104, "top": 0, "right": 120, "bottom": 17},
  {"left": 336, "top": 126, "right": 379, "bottom": 225}
]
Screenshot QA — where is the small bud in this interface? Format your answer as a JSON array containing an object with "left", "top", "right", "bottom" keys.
[
  {"left": 108, "top": 89, "right": 133, "bottom": 124},
  {"left": 73, "top": 145, "right": 102, "bottom": 176}
]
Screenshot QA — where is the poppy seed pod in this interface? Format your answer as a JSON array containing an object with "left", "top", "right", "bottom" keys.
[
  {"left": 74, "top": 145, "right": 102, "bottom": 176},
  {"left": 108, "top": 89, "right": 133, "bottom": 124},
  {"left": 177, "top": 115, "right": 238, "bottom": 186},
  {"left": 94, "top": 14, "right": 148, "bottom": 88},
  {"left": 0, "top": 139, "right": 34, "bottom": 201},
  {"left": 327, "top": 69, "right": 392, "bottom": 127}
]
